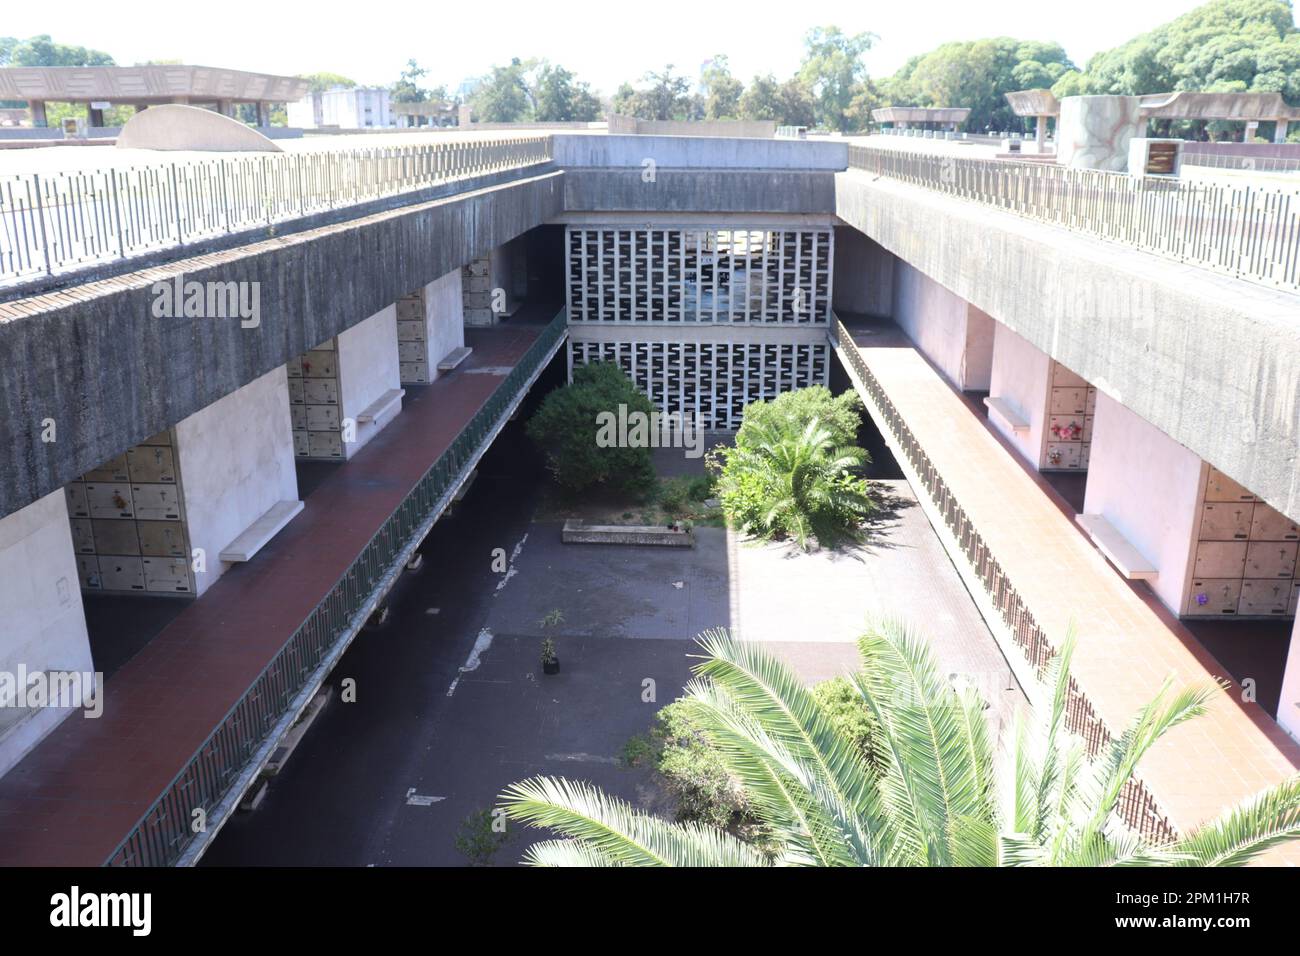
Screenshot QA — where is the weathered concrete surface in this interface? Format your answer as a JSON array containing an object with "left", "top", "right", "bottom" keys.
[
  {"left": 563, "top": 169, "right": 837, "bottom": 214},
  {"left": 553, "top": 133, "right": 847, "bottom": 170},
  {"left": 835, "top": 169, "right": 1300, "bottom": 522},
  {"left": 561, "top": 519, "right": 693, "bottom": 547},
  {"left": 0, "top": 171, "right": 562, "bottom": 515}
]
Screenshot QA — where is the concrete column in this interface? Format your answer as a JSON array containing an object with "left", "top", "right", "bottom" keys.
[
  {"left": 891, "top": 259, "right": 993, "bottom": 391},
  {"left": 256, "top": 102, "right": 271, "bottom": 127},
  {"left": 1280, "top": 619, "right": 1300, "bottom": 742},
  {"left": 463, "top": 240, "right": 525, "bottom": 327},
  {"left": 174, "top": 366, "right": 301, "bottom": 596},
  {"left": 217, "top": 99, "right": 234, "bottom": 118},
  {"left": 1057, "top": 96, "right": 1143, "bottom": 170},
  {"left": 398, "top": 269, "right": 466, "bottom": 385},
  {"left": 337, "top": 304, "right": 403, "bottom": 458},
  {"left": 1035, "top": 115, "right": 1047, "bottom": 150},
  {"left": 987, "top": 323, "right": 1052, "bottom": 466},
  {"left": 28, "top": 100, "right": 47, "bottom": 127},
  {"left": 1245, "top": 120, "right": 1259, "bottom": 143},
  {"left": 0, "top": 490, "right": 94, "bottom": 777},
  {"left": 87, "top": 106, "right": 105, "bottom": 128},
  {"left": 1082, "top": 393, "right": 1203, "bottom": 614},
  {"left": 1275, "top": 120, "right": 1290, "bottom": 144}
]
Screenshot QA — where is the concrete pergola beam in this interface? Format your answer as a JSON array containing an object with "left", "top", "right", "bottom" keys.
[{"left": 0, "top": 65, "right": 308, "bottom": 127}]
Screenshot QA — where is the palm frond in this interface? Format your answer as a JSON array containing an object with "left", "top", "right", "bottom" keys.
[
  {"left": 1173, "top": 775, "right": 1300, "bottom": 867},
  {"left": 499, "top": 775, "right": 769, "bottom": 867}
]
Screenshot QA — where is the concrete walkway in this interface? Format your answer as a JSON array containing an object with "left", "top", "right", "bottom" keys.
[
  {"left": 0, "top": 315, "right": 556, "bottom": 866},
  {"left": 841, "top": 317, "right": 1300, "bottom": 862}
]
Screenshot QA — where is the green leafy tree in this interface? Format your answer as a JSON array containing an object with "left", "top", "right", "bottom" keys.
[
  {"left": 526, "top": 362, "right": 656, "bottom": 496},
  {"left": 390, "top": 59, "right": 430, "bottom": 104},
  {"left": 0, "top": 34, "right": 114, "bottom": 67},
  {"left": 533, "top": 64, "right": 601, "bottom": 122},
  {"left": 300, "top": 72, "right": 357, "bottom": 93},
  {"left": 798, "top": 26, "right": 877, "bottom": 130},
  {"left": 1068, "top": 0, "right": 1300, "bottom": 107},
  {"left": 468, "top": 57, "right": 536, "bottom": 122},
  {"left": 887, "top": 38, "right": 1074, "bottom": 132},
  {"left": 739, "top": 74, "right": 817, "bottom": 127},
  {"left": 501, "top": 624, "right": 1300, "bottom": 866},
  {"left": 614, "top": 65, "right": 697, "bottom": 120},
  {"left": 700, "top": 56, "right": 744, "bottom": 120}
]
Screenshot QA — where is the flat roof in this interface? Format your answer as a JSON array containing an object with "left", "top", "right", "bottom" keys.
[{"left": 0, "top": 65, "right": 309, "bottom": 104}]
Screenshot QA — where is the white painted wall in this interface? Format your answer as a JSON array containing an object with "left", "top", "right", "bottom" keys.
[
  {"left": 424, "top": 268, "right": 465, "bottom": 380},
  {"left": 1280, "top": 617, "right": 1300, "bottom": 742},
  {"left": 988, "top": 323, "right": 1051, "bottom": 466},
  {"left": 0, "top": 491, "right": 94, "bottom": 777},
  {"left": 176, "top": 365, "right": 300, "bottom": 597},
  {"left": 892, "top": 259, "right": 989, "bottom": 390},
  {"left": 1083, "top": 392, "right": 1203, "bottom": 614},
  {"left": 338, "top": 303, "right": 402, "bottom": 458}
]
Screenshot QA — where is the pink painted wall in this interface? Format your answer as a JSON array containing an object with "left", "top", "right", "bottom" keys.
[
  {"left": 1281, "top": 618, "right": 1300, "bottom": 742},
  {"left": 988, "top": 323, "right": 1051, "bottom": 467},
  {"left": 1084, "top": 391, "right": 1203, "bottom": 614},
  {"left": 892, "top": 259, "right": 993, "bottom": 391}
]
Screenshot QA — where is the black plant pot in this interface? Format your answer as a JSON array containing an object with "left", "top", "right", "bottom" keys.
[{"left": 543, "top": 659, "right": 560, "bottom": 675}]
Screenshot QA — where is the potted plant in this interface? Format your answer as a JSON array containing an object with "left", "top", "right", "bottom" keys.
[{"left": 541, "top": 638, "right": 560, "bottom": 675}]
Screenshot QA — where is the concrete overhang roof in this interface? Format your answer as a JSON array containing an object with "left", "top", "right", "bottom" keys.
[
  {"left": 1006, "top": 88, "right": 1300, "bottom": 121},
  {"left": 1137, "top": 91, "right": 1300, "bottom": 121},
  {"left": 871, "top": 106, "right": 971, "bottom": 124},
  {"left": 0, "top": 65, "right": 309, "bottom": 104},
  {"left": 1005, "top": 89, "right": 1060, "bottom": 118}
]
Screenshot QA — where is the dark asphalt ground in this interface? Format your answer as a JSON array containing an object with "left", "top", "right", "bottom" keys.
[{"left": 202, "top": 365, "right": 704, "bottom": 867}]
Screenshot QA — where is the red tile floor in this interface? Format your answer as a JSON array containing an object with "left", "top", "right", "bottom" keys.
[
  {"left": 843, "top": 316, "right": 1300, "bottom": 863},
  {"left": 0, "top": 310, "right": 557, "bottom": 866}
]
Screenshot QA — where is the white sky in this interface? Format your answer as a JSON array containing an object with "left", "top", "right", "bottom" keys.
[{"left": 4, "top": 0, "right": 1253, "bottom": 96}]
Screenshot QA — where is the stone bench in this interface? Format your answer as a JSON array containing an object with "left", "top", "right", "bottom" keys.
[
  {"left": 356, "top": 387, "right": 405, "bottom": 424},
  {"left": 983, "top": 396, "right": 1029, "bottom": 435},
  {"left": 1075, "top": 513, "right": 1158, "bottom": 581},
  {"left": 219, "top": 500, "right": 304, "bottom": 563},
  {"left": 436, "top": 346, "right": 473, "bottom": 371}
]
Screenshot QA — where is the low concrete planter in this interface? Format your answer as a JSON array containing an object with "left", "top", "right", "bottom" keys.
[{"left": 562, "top": 518, "right": 694, "bottom": 547}]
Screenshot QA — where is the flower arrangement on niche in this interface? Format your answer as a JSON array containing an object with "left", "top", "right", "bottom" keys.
[{"left": 1050, "top": 420, "right": 1082, "bottom": 441}]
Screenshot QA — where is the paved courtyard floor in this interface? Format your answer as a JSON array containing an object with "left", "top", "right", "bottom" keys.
[{"left": 204, "top": 463, "right": 1023, "bottom": 866}]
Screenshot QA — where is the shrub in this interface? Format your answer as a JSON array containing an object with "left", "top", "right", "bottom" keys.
[
  {"left": 710, "top": 404, "right": 876, "bottom": 550},
  {"left": 454, "top": 808, "right": 507, "bottom": 866},
  {"left": 526, "top": 362, "right": 656, "bottom": 496},
  {"left": 812, "top": 676, "right": 879, "bottom": 768},
  {"left": 624, "top": 678, "right": 878, "bottom": 848},
  {"left": 623, "top": 701, "right": 765, "bottom": 838},
  {"left": 736, "top": 386, "right": 863, "bottom": 452}
]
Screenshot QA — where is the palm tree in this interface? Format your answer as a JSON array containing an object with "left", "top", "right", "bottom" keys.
[
  {"left": 499, "top": 621, "right": 1300, "bottom": 866},
  {"left": 717, "top": 416, "right": 875, "bottom": 550}
]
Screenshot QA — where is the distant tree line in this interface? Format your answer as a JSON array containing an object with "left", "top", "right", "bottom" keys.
[{"left": 7, "top": 1, "right": 1300, "bottom": 139}]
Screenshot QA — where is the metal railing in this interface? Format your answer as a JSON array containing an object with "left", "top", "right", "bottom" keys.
[
  {"left": 848, "top": 144, "right": 1300, "bottom": 294},
  {"left": 0, "top": 136, "right": 552, "bottom": 289},
  {"left": 104, "top": 310, "right": 568, "bottom": 867},
  {"left": 832, "top": 317, "right": 1178, "bottom": 845},
  {"left": 1182, "top": 151, "right": 1300, "bottom": 174}
]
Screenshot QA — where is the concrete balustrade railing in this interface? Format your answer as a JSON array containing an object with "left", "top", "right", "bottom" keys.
[
  {"left": 848, "top": 144, "right": 1300, "bottom": 295},
  {"left": 0, "top": 136, "right": 553, "bottom": 289}
]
